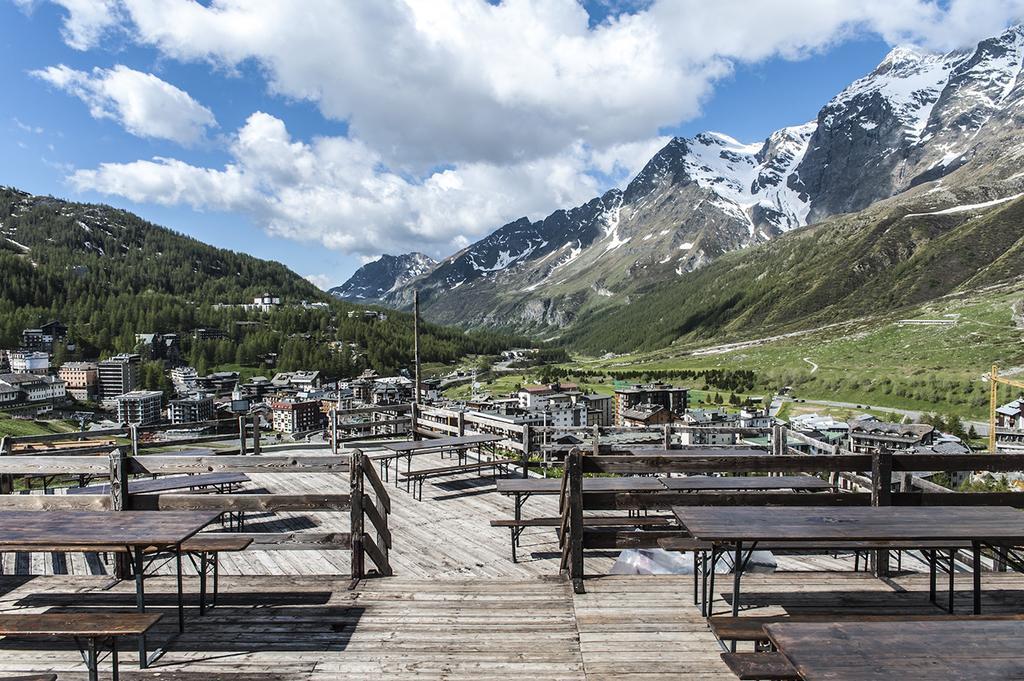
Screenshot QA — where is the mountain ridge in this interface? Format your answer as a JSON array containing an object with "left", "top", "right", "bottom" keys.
[{"left": 367, "top": 24, "right": 1024, "bottom": 341}]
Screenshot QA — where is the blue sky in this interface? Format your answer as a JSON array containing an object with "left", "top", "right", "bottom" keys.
[{"left": 0, "top": 1, "right": 1012, "bottom": 289}]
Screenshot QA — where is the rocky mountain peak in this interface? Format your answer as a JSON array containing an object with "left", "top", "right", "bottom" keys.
[{"left": 330, "top": 252, "right": 437, "bottom": 301}]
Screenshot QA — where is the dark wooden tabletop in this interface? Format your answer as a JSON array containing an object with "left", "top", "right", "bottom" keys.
[
  {"left": 766, "top": 619, "right": 1024, "bottom": 680},
  {"left": 67, "top": 472, "right": 250, "bottom": 496},
  {"left": 661, "top": 475, "right": 833, "bottom": 491},
  {"left": 0, "top": 510, "right": 220, "bottom": 547},
  {"left": 672, "top": 505, "right": 1024, "bottom": 543},
  {"left": 383, "top": 434, "right": 502, "bottom": 452},
  {"left": 495, "top": 477, "right": 667, "bottom": 494}
]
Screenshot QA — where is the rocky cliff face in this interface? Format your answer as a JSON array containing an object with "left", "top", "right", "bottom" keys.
[{"left": 386, "top": 25, "right": 1024, "bottom": 333}]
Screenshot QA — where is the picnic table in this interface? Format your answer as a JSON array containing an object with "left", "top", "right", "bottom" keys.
[
  {"left": 373, "top": 435, "right": 503, "bottom": 489},
  {"left": 0, "top": 510, "right": 218, "bottom": 667},
  {"left": 672, "top": 505, "right": 1024, "bottom": 620},
  {"left": 765, "top": 619, "right": 1024, "bottom": 680}
]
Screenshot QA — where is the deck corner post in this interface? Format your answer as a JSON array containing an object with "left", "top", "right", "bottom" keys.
[
  {"left": 350, "top": 448, "right": 365, "bottom": 582},
  {"left": 109, "top": 447, "right": 131, "bottom": 579},
  {"left": 871, "top": 448, "right": 893, "bottom": 576},
  {"left": 567, "top": 448, "right": 585, "bottom": 593}
]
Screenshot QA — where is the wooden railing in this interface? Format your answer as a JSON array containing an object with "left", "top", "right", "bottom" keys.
[
  {"left": 350, "top": 449, "right": 392, "bottom": 582},
  {"left": 0, "top": 445, "right": 396, "bottom": 582},
  {"left": 560, "top": 448, "right": 1024, "bottom": 592}
]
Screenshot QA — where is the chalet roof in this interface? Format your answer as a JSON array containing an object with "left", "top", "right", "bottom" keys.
[{"left": 848, "top": 420, "right": 934, "bottom": 438}]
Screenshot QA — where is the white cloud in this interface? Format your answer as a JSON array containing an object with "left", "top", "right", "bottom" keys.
[
  {"left": 39, "top": 0, "right": 1024, "bottom": 258},
  {"left": 303, "top": 273, "right": 333, "bottom": 290},
  {"left": 15, "top": 0, "right": 122, "bottom": 50},
  {"left": 40, "top": 0, "right": 1024, "bottom": 168},
  {"left": 71, "top": 112, "right": 618, "bottom": 257},
  {"left": 32, "top": 64, "right": 216, "bottom": 145}
]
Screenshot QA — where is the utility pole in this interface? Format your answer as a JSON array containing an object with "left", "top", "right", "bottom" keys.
[{"left": 413, "top": 289, "right": 422, "bottom": 441}]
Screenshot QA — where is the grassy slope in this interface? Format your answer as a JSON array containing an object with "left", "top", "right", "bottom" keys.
[
  {"left": 564, "top": 194, "right": 1024, "bottom": 355},
  {"left": 569, "top": 282, "right": 1024, "bottom": 419}
]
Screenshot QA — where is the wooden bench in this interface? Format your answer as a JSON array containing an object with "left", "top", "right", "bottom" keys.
[
  {"left": 0, "top": 536, "right": 252, "bottom": 613},
  {"left": 721, "top": 652, "right": 800, "bottom": 680},
  {"left": 491, "top": 515, "right": 676, "bottom": 562},
  {"left": 399, "top": 460, "right": 514, "bottom": 500},
  {"left": 709, "top": 613, "right": 1024, "bottom": 646},
  {"left": 0, "top": 613, "right": 161, "bottom": 681},
  {"left": 669, "top": 538, "right": 975, "bottom": 616}
]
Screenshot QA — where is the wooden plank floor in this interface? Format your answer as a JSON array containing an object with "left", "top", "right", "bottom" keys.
[{"left": 2, "top": 570, "right": 1023, "bottom": 679}]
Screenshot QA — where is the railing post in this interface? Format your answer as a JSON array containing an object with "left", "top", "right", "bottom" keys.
[
  {"left": 350, "top": 448, "right": 364, "bottom": 583},
  {"left": 592, "top": 425, "right": 600, "bottom": 456},
  {"left": 568, "top": 448, "right": 585, "bottom": 594},
  {"left": 411, "top": 402, "right": 420, "bottom": 441},
  {"left": 457, "top": 411, "right": 465, "bottom": 437},
  {"left": 871, "top": 448, "right": 893, "bottom": 577},
  {"left": 129, "top": 425, "right": 139, "bottom": 459},
  {"left": 237, "top": 415, "right": 247, "bottom": 455},
  {"left": 521, "top": 424, "right": 531, "bottom": 479},
  {"left": 330, "top": 408, "right": 338, "bottom": 456},
  {"left": 109, "top": 447, "right": 130, "bottom": 579},
  {"left": 663, "top": 424, "right": 671, "bottom": 450},
  {"left": 251, "top": 414, "right": 261, "bottom": 456},
  {"left": 0, "top": 436, "right": 11, "bottom": 495}
]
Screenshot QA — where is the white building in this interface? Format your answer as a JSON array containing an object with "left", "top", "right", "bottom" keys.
[
  {"left": 171, "top": 366, "right": 199, "bottom": 396},
  {"left": 116, "top": 390, "right": 164, "bottom": 425},
  {"left": 8, "top": 351, "right": 50, "bottom": 375}
]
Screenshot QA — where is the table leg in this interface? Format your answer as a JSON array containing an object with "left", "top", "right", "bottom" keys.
[
  {"left": 86, "top": 636, "right": 98, "bottom": 681},
  {"left": 176, "top": 545, "right": 185, "bottom": 632},
  {"left": 111, "top": 635, "right": 119, "bottom": 681},
  {"left": 730, "top": 541, "right": 743, "bottom": 653},
  {"left": 692, "top": 550, "right": 699, "bottom": 606},
  {"left": 134, "top": 546, "right": 147, "bottom": 669},
  {"left": 928, "top": 550, "right": 936, "bottom": 604},
  {"left": 701, "top": 550, "right": 710, "bottom": 618},
  {"left": 972, "top": 540, "right": 981, "bottom": 615},
  {"left": 948, "top": 549, "right": 955, "bottom": 614},
  {"left": 199, "top": 552, "right": 208, "bottom": 615},
  {"left": 708, "top": 547, "right": 717, "bottom": 618}
]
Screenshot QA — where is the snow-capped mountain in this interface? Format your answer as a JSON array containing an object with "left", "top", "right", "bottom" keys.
[
  {"left": 331, "top": 252, "right": 437, "bottom": 302},
  {"left": 388, "top": 25, "right": 1024, "bottom": 332}
]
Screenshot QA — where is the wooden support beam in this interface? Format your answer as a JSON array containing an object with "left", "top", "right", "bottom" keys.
[
  {"left": 350, "top": 449, "right": 364, "bottom": 583},
  {"left": 0, "top": 494, "right": 111, "bottom": 510},
  {"left": 0, "top": 456, "right": 110, "bottom": 475},
  {"left": 129, "top": 493, "right": 351, "bottom": 512},
  {"left": 582, "top": 491, "right": 870, "bottom": 511},
  {"left": 128, "top": 455, "right": 348, "bottom": 475},
  {"left": 203, "top": 532, "right": 352, "bottom": 550}
]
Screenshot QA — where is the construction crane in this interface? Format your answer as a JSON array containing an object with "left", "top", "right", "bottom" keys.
[{"left": 989, "top": 365, "right": 1024, "bottom": 452}]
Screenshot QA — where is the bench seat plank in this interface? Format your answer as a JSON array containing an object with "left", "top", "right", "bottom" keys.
[
  {"left": 0, "top": 613, "right": 162, "bottom": 637},
  {"left": 710, "top": 614, "right": 1024, "bottom": 642},
  {"left": 400, "top": 460, "right": 510, "bottom": 478},
  {"left": 67, "top": 472, "right": 249, "bottom": 496},
  {"left": 493, "top": 516, "right": 673, "bottom": 528}
]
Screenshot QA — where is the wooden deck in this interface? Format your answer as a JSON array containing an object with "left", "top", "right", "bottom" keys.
[{"left": 3, "top": 446, "right": 1024, "bottom": 678}]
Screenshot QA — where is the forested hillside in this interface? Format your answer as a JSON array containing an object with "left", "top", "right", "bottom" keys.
[{"left": 0, "top": 187, "right": 517, "bottom": 376}]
